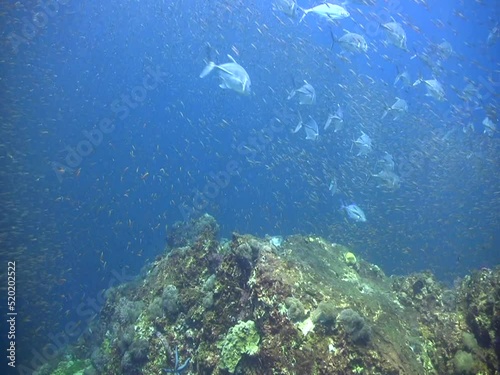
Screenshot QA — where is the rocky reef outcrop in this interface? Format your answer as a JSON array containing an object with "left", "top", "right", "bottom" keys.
[{"left": 38, "top": 215, "right": 499, "bottom": 375}]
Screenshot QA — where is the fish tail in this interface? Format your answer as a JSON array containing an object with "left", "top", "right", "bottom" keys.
[
  {"left": 199, "top": 62, "right": 216, "bottom": 78},
  {"left": 298, "top": 8, "right": 308, "bottom": 23},
  {"left": 329, "top": 30, "right": 336, "bottom": 50}
]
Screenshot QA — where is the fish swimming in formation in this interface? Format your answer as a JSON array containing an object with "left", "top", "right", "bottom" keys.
[
  {"left": 341, "top": 202, "right": 367, "bottom": 222},
  {"left": 304, "top": 116, "right": 319, "bottom": 140},
  {"left": 381, "top": 22, "right": 408, "bottom": 51},
  {"left": 413, "top": 78, "right": 445, "bottom": 101},
  {"left": 288, "top": 81, "right": 316, "bottom": 105},
  {"left": 273, "top": 0, "right": 298, "bottom": 18},
  {"left": 373, "top": 169, "right": 400, "bottom": 189},
  {"left": 394, "top": 70, "right": 411, "bottom": 87},
  {"left": 373, "top": 152, "right": 400, "bottom": 189},
  {"left": 434, "top": 39, "right": 453, "bottom": 60},
  {"left": 292, "top": 113, "right": 318, "bottom": 140},
  {"left": 354, "top": 131, "right": 373, "bottom": 157},
  {"left": 381, "top": 97, "right": 408, "bottom": 120},
  {"left": 329, "top": 177, "right": 338, "bottom": 195},
  {"left": 299, "top": 3, "right": 350, "bottom": 23},
  {"left": 376, "top": 152, "right": 395, "bottom": 172},
  {"left": 199, "top": 54, "right": 251, "bottom": 95},
  {"left": 324, "top": 104, "right": 344, "bottom": 131},
  {"left": 337, "top": 30, "right": 368, "bottom": 53},
  {"left": 482, "top": 117, "right": 496, "bottom": 136}
]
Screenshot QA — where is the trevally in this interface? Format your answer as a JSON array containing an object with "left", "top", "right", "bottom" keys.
[
  {"left": 376, "top": 152, "right": 395, "bottom": 172},
  {"left": 304, "top": 116, "right": 319, "bottom": 140},
  {"left": 413, "top": 78, "right": 445, "bottom": 101},
  {"left": 199, "top": 54, "right": 251, "bottom": 95},
  {"left": 337, "top": 30, "right": 368, "bottom": 53},
  {"left": 354, "top": 131, "right": 372, "bottom": 157},
  {"left": 483, "top": 117, "right": 496, "bottom": 136},
  {"left": 273, "top": 0, "right": 298, "bottom": 18},
  {"left": 381, "top": 22, "right": 408, "bottom": 51},
  {"left": 324, "top": 104, "right": 344, "bottom": 132},
  {"left": 341, "top": 203, "right": 367, "bottom": 222},
  {"left": 394, "top": 70, "right": 411, "bottom": 87},
  {"left": 299, "top": 3, "right": 349, "bottom": 23},
  {"left": 373, "top": 170, "right": 400, "bottom": 190},
  {"left": 381, "top": 97, "right": 408, "bottom": 120},
  {"left": 288, "top": 81, "right": 316, "bottom": 105}
]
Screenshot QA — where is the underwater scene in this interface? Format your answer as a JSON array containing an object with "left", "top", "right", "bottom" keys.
[{"left": 0, "top": 0, "right": 499, "bottom": 374}]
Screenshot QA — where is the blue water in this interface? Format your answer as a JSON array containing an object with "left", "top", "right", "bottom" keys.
[{"left": 0, "top": 0, "right": 499, "bottom": 370}]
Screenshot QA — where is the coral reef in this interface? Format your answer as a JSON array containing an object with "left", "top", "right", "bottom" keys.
[
  {"left": 217, "top": 320, "right": 260, "bottom": 373},
  {"left": 41, "top": 215, "right": 499, "bottom": 374}
]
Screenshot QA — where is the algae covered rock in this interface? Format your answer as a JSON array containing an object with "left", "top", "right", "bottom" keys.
[
  {"left": 217, "top": 320, "right": 260, "bottom": 373},
  {"left": 40, "top": 216, "right": 500, "bottom": 375}
]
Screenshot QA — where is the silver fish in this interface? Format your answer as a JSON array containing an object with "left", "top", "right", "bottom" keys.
[
  {"left": 373, "top": 170, "right": 400, "bottom": 189},
  {"left": 413, "top": 78, "right": 445, "bottom": 101},
  {"left": 376, "top": 152, "right": 395, "bottom": 172},
  {"left": 299, "top": 3, "right": 350, "bottom": 23},
  {"left": 338, "top": 30, "right": 368, "bottom": 53},
  {"left": 324, "top": 105, "right": 343, "bottom": 131},
  {"left": 199, "top": 54, "right": 251, "bottom": 95},
  {"left": 354, "top": 131, "right": 372, "bottom": 157},
  {"left": 381, "top": 97, "right": 408, "bottom": 120},
  {"left": 329, "top": 177, "right": 338, "bottom": 195},
  {"left": 342, "top": 203, "right": 367, "bottom": 222},
  {"left": 435, "top": 39, "right": 453, "bottom": 60},
  {"left": 381, "top": 22, "right": 408, "bottom": 51},
  {"left": 288, "top": 81, "right": 316, "bottom": 105},
  {"left": 273, "top": 0, "right": 298, "bottom": 18},
  {"left": 304, "top": 116, "right": 319, "bottom": 140},
  {"left": 483, "top": 117, "right": 496, "bottom": 136},
  {"left": 394, "top": 70, "right": 411, "bottom": 87}
]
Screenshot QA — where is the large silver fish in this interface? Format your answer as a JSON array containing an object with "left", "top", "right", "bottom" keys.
[
  {"left": 354, "top": 131, "right": 372, "bottom": 157},
  {"left": 413, "top": 78, "right": 445, "bottom": 101},
  {"left": 394, "top": 70, "right": 411, "bottom": 87},
  {"left": 304, "top": 116, "right": 319, "bottom": 140},
  {"left": 338, "top": 30, "right": 368, "bottom": 53},
  {"left": 373, "top": 170, "right": 400, "bottom": 189},
  {"left": 324, "top": 105, "right": 344, "bottom": 132},
  {"left": 381, "top": 22, "right": 408, "bottom": 51},
  {"left": 381, "top": 97, "right": 408, "bottom": 120},
  {"left": 273, "top": 0, "right": 298, "bottom": 18},
  {"left": 483, "top": 117, "right": 496, "bottom": 136},
  {"left": 288, "top": 81, "right": 316, "bottom": 105},
  {"left": 199, "top": 54, "right": 251, "bottom": 95},
  {"left": 299, "top": 3, "right": 349, "bottom": 23},
  {"left": 341, "top": 203, "right": 367, "bottom": 222}
]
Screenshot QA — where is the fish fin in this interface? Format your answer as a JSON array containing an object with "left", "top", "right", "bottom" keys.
[
  {"left": 199, "top": 62, "right": 216, "bottom": 78},
  {"left": 298, "top": 8, "right": 308, "bottom": 23},
  {"left": 381, "top": 110, "right": 388, "bottom": 120},
  {"left": 329, "top": 30, "right": 336, "bottom": 50},
  {"left": 216, "top": 66, "right": 235, "bottom": 76}
]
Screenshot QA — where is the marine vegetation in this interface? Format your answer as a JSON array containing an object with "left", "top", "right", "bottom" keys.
[{"left": 37, "top": 215, "right": 499, "bottom": 375}]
